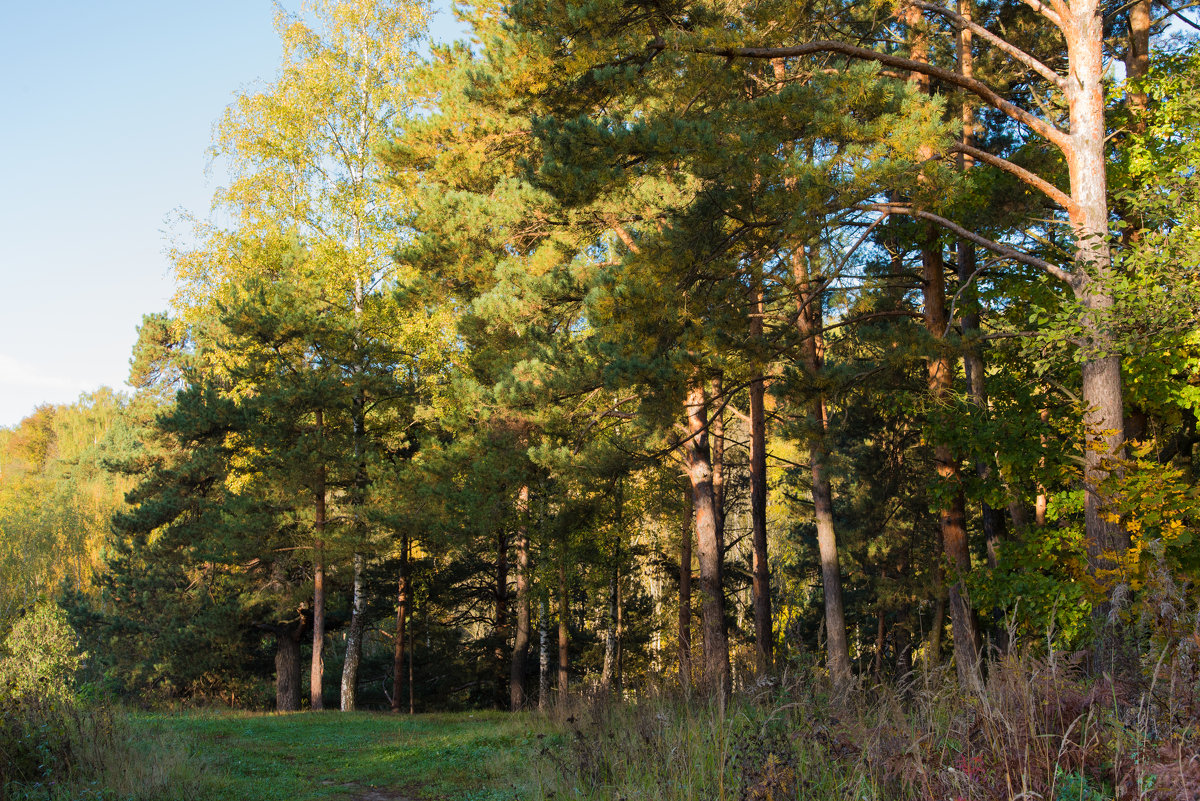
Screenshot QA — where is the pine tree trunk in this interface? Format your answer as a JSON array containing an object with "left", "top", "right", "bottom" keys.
[
  {"left": 510, "top": 487, "right": 531, "bottom": 711},
  {"left": 408, "top": 608, "right": 415, "bottom": 714},
  {"left": 710, "top": 376, "right": 726, "bottom": 541},
  {"left": 749, "top": 277, "right": 772, "bottom": 672},
  {"left": 1063, "top": 3, "right": 1127, "bottom": 590},
  {"left": 683, "top": 381, "right": 730, "bottom": 707},
  {"left": 494, "top": 530, "right": 509, "bottom": 707},
  {"left": 392, "top": 534, "right": 409, "bottom": 712},
  {"left": 276, "top": 626, "right": 301, "bottom": 712},
  {"left": 929, "top": 569, "right": 946, "bottom": 669},
  {"left": 340, "top": 551, "right": 367, "bottom": 711},
  {"left": 792, "top": 249, "right": 851, "bottom": 689},
  {"left": 923, "top": 244, "right": 982, "bottom": 687},
  {"left": 679, "top": 482, "right": 693, "bottom": 691},
  {"left": 311, "top": 409, "right": 327, "bottom": 711},
  {"left": 955, "top": 0, "right": 1009, "bottom": 575}
]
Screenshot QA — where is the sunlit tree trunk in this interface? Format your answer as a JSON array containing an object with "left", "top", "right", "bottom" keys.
[
  {"left": 683, "top": 381, "right": 730, "bottom": 707},
  {"left": 340, "top": 551, "right": 367, "bottom": 711},
  {"left": 792, "top": 249, "right": 851, "bottom": 689},
  {"left": 510, "top": 487, "right": 531, "bottom": 710},
  {"left": 749, "top": 270, "right": 772, "bottom": 672},
  {"left": 392, "top": 533, "right": 409, "bottom": 713},
  {"left": 679, "top": 482, "right": 693, "bottom": 691},
  {"left": 311, "top": 408, "right": 327, "bottom": 711}
]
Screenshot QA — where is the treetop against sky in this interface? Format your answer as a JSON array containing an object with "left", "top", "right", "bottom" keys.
[{"left": 0, "top": 0, "right": 464, "bottom": 429}]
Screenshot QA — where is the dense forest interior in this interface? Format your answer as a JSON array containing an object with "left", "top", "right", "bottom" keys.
[{"left": 3, "top": 0, "right": 1200, "bottom": 798}]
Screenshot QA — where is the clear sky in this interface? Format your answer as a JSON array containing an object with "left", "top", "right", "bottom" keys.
[{"left": 0, "top": 1, "right": 465, "bottom": 429}]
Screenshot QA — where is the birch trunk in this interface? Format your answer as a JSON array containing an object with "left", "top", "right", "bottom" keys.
[
  {"left": 310, "top": 409, "right": 327, "bottom": 711},
  {"left": 340, "top": 551, "right": 367, "bottom": 711}
]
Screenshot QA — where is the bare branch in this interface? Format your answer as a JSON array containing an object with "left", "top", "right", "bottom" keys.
[
  {"left": 863, "top": 203, "right": 1072, "bottom": 282},
  {"left": 1154, "top": 0, "right": 1200, "bottom": 31},
  {"left": 948, "top": 142, "right": 1078, "bottom": 213},
  {"left": 663, "top": 39, "right": 1072, "bottom": 154},
  {"left": 908, "top": 1, "right": 1066, "bottom": 89}
]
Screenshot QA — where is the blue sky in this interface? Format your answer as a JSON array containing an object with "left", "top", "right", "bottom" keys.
[{"left": 0, "top": 1, "right": 465, "bottom": 428}]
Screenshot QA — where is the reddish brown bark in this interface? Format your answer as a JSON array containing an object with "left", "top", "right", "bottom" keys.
[
  {"left": 392, "top": 533, "right": 409, "bottom": 713},
  {"left": 679, "top": 482, "right": 693, "bottom": 691}
]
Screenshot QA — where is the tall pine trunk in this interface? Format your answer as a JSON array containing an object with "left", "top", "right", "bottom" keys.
[
  {"left": 679, "top": 482, "right": 693, "bottom": 691},
  {"left": 792, "top": 249, "right": 851, "bottom": 688},
  {"left": 495, "top": 530, "right": 509, "bottom": 707},
  {"left": 683, "top": 381, "right": 730, "bottom": 707},
  {"left": 749, "top": 366, "right": 771, "bottom": 671},
  {"left": 275, "top": 624, "right": 302, "bottom": 712},
  {"left": 1063, "top": 1, "right": 1127, "bottom": 594},
  {"left": 922, "top": 243, "right": 981, "bottom": 686},
  {"left": 510, "top": 486, "right": 531, "bottom": 711},
  {"left": 904, "top": 7, "right": 980, "bottom": 687},
  {"left": 748, "top": 260, "right": 771, "bottom": 673},
  {"left": 392, "top": 533, "right": 409, "bottom": 713}
]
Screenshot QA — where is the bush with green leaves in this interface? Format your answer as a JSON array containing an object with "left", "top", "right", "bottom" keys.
[{"left": 0, "top": 603, "right": 83, "bottom": 704}]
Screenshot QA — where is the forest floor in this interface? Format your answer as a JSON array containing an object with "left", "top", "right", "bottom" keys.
[{"left": 153, "top": 709, "right": 554, "bottom": 801}]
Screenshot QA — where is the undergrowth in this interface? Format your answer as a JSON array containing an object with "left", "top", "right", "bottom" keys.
[
  {"left": 532, "top": 649, "right": 1200, "bottom": 801},
  {"left": 0, "top": 695, "right": 199, "bottom": 801}
]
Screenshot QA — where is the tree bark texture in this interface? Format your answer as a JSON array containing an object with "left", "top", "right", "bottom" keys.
[
  {"left": 392, "top": 534, "right": 409, "bottom": 713},
  {"left": 792, "top": 249, "right": 852, "bottom": 689},
  {"left": 679, "top": 482, "right": 693, "bottom": 691},
  {"left": 493, "top": 529, "right": 509, "bottom": 706},
  {"left": 538, "top": 596, "right": 550, "bottom": 711},
  {"left": 749, "top": 275, "right": 772, "bottom": 672},
  {"left": 311, "top": 408, "right": 327, "bottom": 711},
  {"left": 683, "top": 381, "right": 730, "bottom": 706},
  {"left": 710, "top": 376, "right": 726, "bottom": 541},
  {"left": 557, "top": 555, "right": 569, "bottom": 697},
  {"left": 275, "top": 625, "right": 302, "bottom": 712},
  {"left": 510, "top": 486, "right": 531, "bottom": 711},
  {"left": 922, "top": 243, "right": 981, "bottom": 687},
  {"left": 340, "top": 551, "right": 367, "bottom": 711}
]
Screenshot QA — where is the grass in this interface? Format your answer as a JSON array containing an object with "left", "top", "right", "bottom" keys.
[{"left": 155, "top": 709, "right": 554, "bottom": 801}]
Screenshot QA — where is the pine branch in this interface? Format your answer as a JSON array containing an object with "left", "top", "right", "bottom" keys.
[
  {"left": 658, "top": 38, "right": 1073, "bottom": 154},
  {"left": 863, "top": 203, "right": 1072, "bottom": 283},
  {"left": 907, "top": 1, "right": 1066, "bottom": 89}
]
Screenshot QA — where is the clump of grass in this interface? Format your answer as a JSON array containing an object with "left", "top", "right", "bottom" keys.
[{"left": 0, "top": 695, "right": 201, "bottom": 801}]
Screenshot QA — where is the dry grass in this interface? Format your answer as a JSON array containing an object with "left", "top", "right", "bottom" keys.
[{"left": 532, "top": 647, "right": 1200, "bottom": 801}]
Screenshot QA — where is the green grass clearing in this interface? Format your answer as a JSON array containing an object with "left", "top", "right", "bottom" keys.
[{"left": 152, "top": 710, "right": 556, "bottom": 801}]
